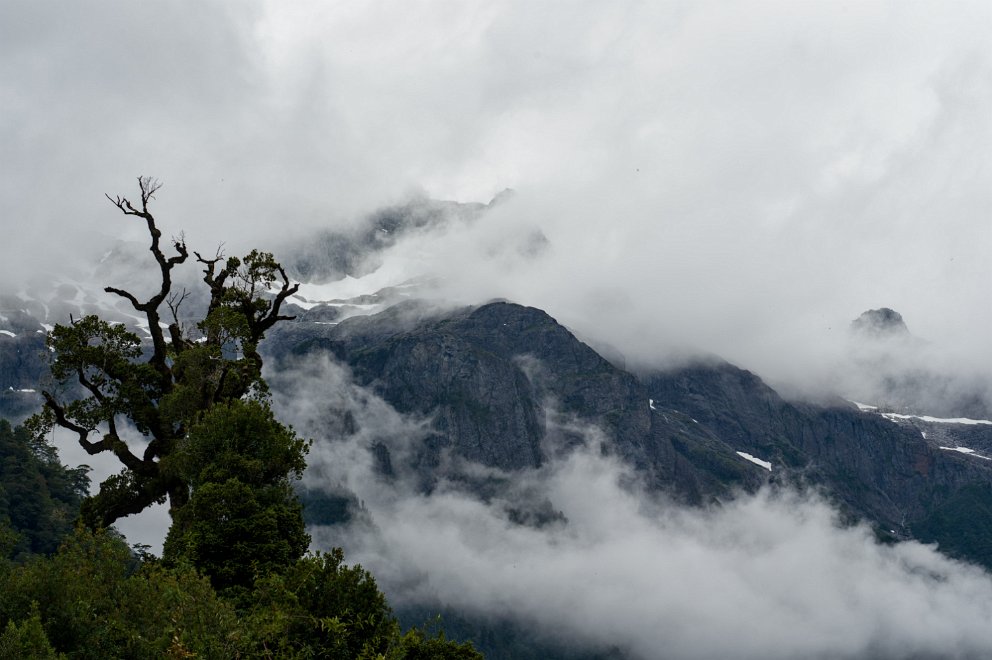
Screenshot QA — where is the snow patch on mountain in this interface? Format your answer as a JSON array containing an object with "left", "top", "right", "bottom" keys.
[
  {"left": 849, "top": 400, "right": 992, "bottom": 426},
  {"left": 939, "top": 446, "right": 991, "bottom": 460},
  {"left": 736, "top": 451, "right": 772, "bottom": 471},
  {"left": 882, "top": 413, "right": 992, "bottom": 426}
]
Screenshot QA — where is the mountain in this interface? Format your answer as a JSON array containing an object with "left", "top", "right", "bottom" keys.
[
  {"left": 5, "top": 201, "right": 992, "bottom": 658},
  {"left": 843, "top": 307, "right": 991, "bottom": 421},
  {"left": 7, "top": 246, "right": 992, "bottom": 569},
  {"left": 274, "top": 193, "right": 509, "bottom": 283},
  {"left": 850, "top": 307, "right": 911, "bottom": 338},
  {"left": 262, "top": 300, "right": 992, "bottom": 568}
]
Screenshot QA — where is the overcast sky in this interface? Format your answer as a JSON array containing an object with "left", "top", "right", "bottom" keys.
[{"left": 3, "top": 1, "right": 991, "bottom": 382}]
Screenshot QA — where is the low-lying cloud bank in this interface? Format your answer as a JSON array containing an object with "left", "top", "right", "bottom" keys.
[{"left": 274, "top": 356, "right": 992, "bottom": 660}]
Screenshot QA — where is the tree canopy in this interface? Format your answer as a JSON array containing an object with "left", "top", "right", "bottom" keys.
[
  {"left": 163, "top": 398, "right": 311, "bottom": 592},
  {"left": 0, "top": 420, "right": 88, "bottom": 558},
  {"left": 26, "top": 176, "right": 300, "bottom": 529}
]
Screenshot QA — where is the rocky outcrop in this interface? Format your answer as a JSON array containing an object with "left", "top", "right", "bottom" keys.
[
  {"left": 644, "top": 363, "right": 992, "bottom": 535},
  {"left": 275, "top": 197, "right": 492, "bottom": 283},
  {"left": 0, "top": 327, "right": 47, "bottom": 422},
  {"left": 850, "top": 307, "right": 911, "bottom": 338}
]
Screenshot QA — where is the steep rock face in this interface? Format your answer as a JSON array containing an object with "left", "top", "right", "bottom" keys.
[
  {"left": 850, "top": 307, "right": 911, "bottom": 338},
  {"left": 267, "top": 300, "right": 992, "bottom": 569},
  {"left": 645, "top": 363, "right": 803, "bottom": 466},
  {"left": 0, "top": 331, "right": 46, "bottom": 421},
  {"left": 289, "top": 303, "right": 548, "bottom": 472},
  {"left": 267, "top": 302, "right": 775, "bottom": 502},
  {"left": 645, "top": 364, "right": 992, "bottom": 533}
]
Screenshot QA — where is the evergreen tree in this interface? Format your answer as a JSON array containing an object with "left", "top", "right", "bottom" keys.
[
  {"left": 25, "top": 176, "right": 299, "bottom": 530},
  {"left": 0, "top": 420, "right": 88, "bottom": 558},
  {"left": 163, "top": 398, "right": 311, "bottom": 592}
]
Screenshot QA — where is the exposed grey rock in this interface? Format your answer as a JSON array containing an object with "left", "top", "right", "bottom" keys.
[
  {"left": 266, "top": 299, "right": 992, "bottom": 570},
  {"left": 274, "top": 197, "right": 488, "bottom": 283},
  {"left": 7, "top": 283, "right": 992, "bottom": 570},
  {"left": 850, "top": 307, "right": 911, "bottom": 337}
]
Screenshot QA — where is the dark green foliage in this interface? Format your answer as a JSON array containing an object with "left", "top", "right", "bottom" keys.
[
  {"left": 0, "top": 526, "right": 138, "bottom": 655},
  {"left": 165, "top": 477, "right": 309, "bottom": 593},
  {"left": 163, "top": 399, "right": 311, "bottom": 592},
  {"left": 397, "top": 607, "right": 616, "bottom": 660},
  {"left": 241, "top": 549, "right": 397, "bottom": 658},
  {"left": 0, "top": 527, "right": 242, "bottom": 658},
  {"left": 912, "top": 482, "right": 992, "bottom": 571},
  {"left": 399, "top": 626, "right": 485, "bottom": 660},
  {"left": 0, "top": 604, "right": 64, "bottom": 660},
  {"left": 116, "top": 562, "right": 243, "bottom": 658},
  {"left": 0, "top": 526, "right": 483, "bottom": 659},
  {"left": 0, "top": 420, "right": 88, "bottom": 558},
  {"left": 172, "top": 398, "right": 309, "bottom": 490},
  {"left": 239, "top": 550, "right": 484, "bottom": 659}
]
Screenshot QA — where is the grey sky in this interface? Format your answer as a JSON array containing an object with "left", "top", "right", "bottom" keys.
[{"left": 3, "top": 1, "right": 990, "bottom": 389}]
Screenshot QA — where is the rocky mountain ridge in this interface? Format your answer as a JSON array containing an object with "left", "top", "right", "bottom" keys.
[
  {"left": 3, "top": 196, "right": 992, "bottom": 577},
  {"left": 260, "top": 299, "right": 992, "bottom": 570},
  {"left": 6, "top": 266, "right": 992, "bottom": 659},
  {"left": 6, "top": 276, "right": 992, "bottom": 569}
]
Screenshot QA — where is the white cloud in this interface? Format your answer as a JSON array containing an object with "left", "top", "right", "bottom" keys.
[
  {"left": 4, "top": 1, "right": 992, "bottom": 389},
  {"left": 284, "top": 357, "right": 992, "bottom": 660}
]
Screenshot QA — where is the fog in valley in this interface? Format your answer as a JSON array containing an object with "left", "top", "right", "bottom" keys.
[{"left": 275, "top": 356, "right": 992, "bottom": 660}]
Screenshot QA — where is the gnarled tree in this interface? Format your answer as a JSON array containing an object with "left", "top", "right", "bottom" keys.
[{"left": 26, "top": 177, "right": 300, "bottom": 529}]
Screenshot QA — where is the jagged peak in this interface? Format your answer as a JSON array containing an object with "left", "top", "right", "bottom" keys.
[{"left": 850, "top": 307, "right": 911, "bottom": 338}]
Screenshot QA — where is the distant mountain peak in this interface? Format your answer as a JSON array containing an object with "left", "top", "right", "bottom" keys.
[{"left": 850, "top": 308, "right": 910, "bottom": 338}]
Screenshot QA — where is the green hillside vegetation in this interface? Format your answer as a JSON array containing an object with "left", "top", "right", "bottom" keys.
[
  {"left": 0, "top": 179, "right": 481, "bottom": 658},
  {"left": 0, "top": 404, "right": 480, "bottom": 658},
  {"left": 0, "top": 420, "right": 88, "bottom": 559},
  {"left": 0, "top": 522, "right": 481, "bottom": 658}
]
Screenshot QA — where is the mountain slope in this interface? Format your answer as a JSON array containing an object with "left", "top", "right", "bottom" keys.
[{"left": 265, "top": 299, "right": 992, "bottom": 570}]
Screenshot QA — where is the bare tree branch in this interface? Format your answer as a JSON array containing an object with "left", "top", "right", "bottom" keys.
[
  {"left": 166, "top": 289, "right": 190, "bottom": 352},
  {"left": 106, "top": 177, "right": 189, "bottom": 386},
  {"left": 41, "top": 178, "right": 303, "bottom": 529},
  {"left": 41, "top": 390, "right": 92, "bottom": 449},
  {"left": 105, "top": 286, "right": 142, "bottom": 311}
]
